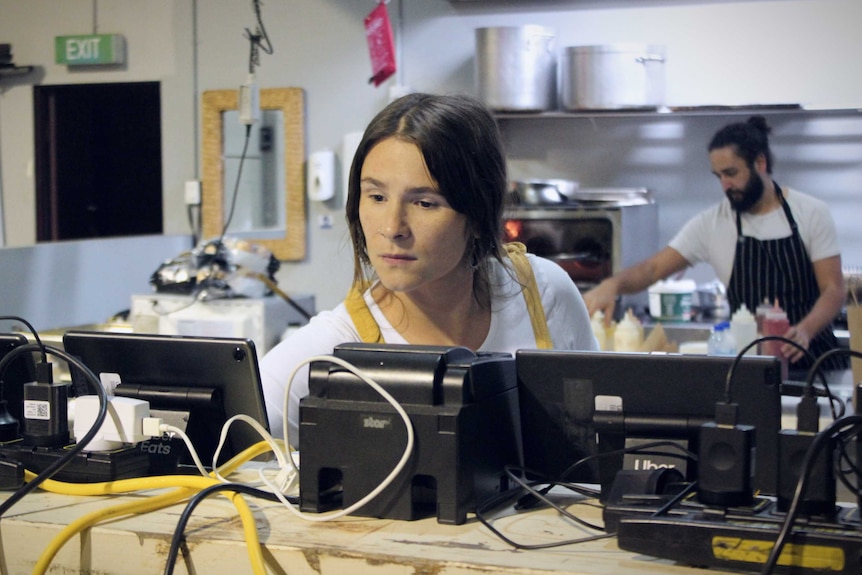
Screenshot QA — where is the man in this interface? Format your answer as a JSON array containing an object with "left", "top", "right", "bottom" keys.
[{"left": 584, "top": 115, "right": 846, "bottom": 372}]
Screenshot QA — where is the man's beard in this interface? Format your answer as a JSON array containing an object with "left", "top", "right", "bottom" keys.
[{"left": 725, "top": 170, "right": 765, "bottom": 212}]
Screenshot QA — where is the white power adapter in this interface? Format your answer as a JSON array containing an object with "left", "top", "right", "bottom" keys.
[
  {"left": 73, "top": 396, "right": 150, "bottom": 452},
  {"left": 239, "top": 73, "right": 260, "bottom": 126}
]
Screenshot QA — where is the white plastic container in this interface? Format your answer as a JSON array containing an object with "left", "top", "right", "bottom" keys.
[
  {"left": 648, "top": 279, "right": 696, "bottom": 321},
  {"left": 729, "top": 305, "right": 758, "bottom": 356},
  {"left": 679, "top": 341, "right": 709, "bottom": 355}
]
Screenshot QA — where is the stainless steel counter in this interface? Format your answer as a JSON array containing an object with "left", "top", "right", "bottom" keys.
[{"left": 643, "top": 317, "right": 850, "bottom": 349}]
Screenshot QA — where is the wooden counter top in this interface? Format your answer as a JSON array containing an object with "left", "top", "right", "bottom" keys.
[{"left": 1, "top": 471, "right": 742, "bottom": 575}]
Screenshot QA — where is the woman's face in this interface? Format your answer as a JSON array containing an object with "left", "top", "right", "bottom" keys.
[{"left": 358, "top": 137, "right": 473, "bottom": 296}]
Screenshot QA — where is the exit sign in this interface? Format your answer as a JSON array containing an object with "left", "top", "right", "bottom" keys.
[{"left": 55, "top": 34, "right": 125, "bottom": 66}]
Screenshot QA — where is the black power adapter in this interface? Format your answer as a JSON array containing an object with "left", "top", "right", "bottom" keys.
[
  {"left": 21, "top": 362, "right": 70, "bottom": 447},
  {"left": 776, "top": 393, "right": 835, "bottom": 515},
  {"left": 696, "top": 402, "right": 755, "bottom": 508}
]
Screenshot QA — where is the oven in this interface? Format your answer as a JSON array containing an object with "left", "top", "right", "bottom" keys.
[{"left": 503, "top": 188, "right": 658, "bottom": 316}]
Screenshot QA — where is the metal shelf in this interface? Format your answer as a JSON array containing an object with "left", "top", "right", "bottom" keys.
[
  {"left": 494, "top": 105, "right": 862, "bottom": 120},
  {"left": 0, "top": 65, "right": 34, "bottom": 79}
]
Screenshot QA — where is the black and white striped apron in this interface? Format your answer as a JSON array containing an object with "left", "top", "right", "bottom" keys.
[{"left": 727, "top": 183, "right": 846, "bottom": 372}]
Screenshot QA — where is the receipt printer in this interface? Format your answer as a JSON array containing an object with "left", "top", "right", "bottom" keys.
[{"left": 298, "top": 343, "right": 523, "bottom": 525}]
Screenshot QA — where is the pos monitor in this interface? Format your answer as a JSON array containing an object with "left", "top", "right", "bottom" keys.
[
  {"left": 515, "top": 350, "right": 782, "bottom": 499},
  {"left": 63, "top": 331, "right": 270, "bottom": 472}
]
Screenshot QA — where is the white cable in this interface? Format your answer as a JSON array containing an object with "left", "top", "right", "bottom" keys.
[
  {"left": 278, "top": 354, "right": 416, "bottom": 522},
  {"left": 161, "top": 424, "right": 209, "bottom": 477},
  {"left": 165, "top": 352, "right": 415, "bottom": 521},
  {"left": 211, "top": 414, "right": 290, "bottom": 485}
]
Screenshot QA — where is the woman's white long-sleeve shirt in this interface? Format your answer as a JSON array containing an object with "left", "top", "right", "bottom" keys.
[{"left": 260, "top": 253, "right": 599, "bottom": 445}]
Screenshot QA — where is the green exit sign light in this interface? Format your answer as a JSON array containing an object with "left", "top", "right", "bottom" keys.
[{"left": 55, "top": 34, "right": 125, "bottom": 66}]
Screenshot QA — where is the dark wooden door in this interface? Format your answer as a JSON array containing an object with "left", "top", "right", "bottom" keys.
[{"left": 34, "top": 82, "right": 163, "bottom": 242}]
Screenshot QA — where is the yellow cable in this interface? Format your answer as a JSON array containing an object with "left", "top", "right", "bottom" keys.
[
  {"left": 23, "top": 440, "right": 281, "bottom": 575},
  {"left": 31, "top": 486, "right": 266, "bottom": 575},
  {"left": 25, "top": 439, "right": 278, "bottom": 496},
  {"left": 32, "top": 487, "right": 194, "bottom": 575}
]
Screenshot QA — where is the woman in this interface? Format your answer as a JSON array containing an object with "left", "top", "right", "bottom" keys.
[{"left": 261, "top": 93, "right": 597, "bottom": 444}]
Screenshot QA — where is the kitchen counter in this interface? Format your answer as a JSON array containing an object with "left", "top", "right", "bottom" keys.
[{"left": 642, "top": 315, "right": 851, "bottom": 350}]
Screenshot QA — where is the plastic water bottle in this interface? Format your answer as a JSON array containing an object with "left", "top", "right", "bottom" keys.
[{"left": 707, "top": 321, "right": 737, "bottom": 356}]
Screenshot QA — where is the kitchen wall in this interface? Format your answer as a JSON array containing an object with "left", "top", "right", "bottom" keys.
[{"left": 0, "top": 0, "right": 860, "bottom": 318}]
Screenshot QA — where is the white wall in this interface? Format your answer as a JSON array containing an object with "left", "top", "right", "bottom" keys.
[
  {"left": 0, "top": 0, "right": 196, "bottom": 246},
  {"left": 1, "top": 0, "right": 860, "bottom": 316},
  {"left": 0, "top": 234, "right": 191, "bottom": 330}
]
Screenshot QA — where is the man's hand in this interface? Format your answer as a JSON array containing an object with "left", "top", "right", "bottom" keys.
[
  {"left": 781, "top": 324, "right": 811, "bottom": 364},
  {"left": 583, "top": 279, "right": 619, "bottom": 327}
]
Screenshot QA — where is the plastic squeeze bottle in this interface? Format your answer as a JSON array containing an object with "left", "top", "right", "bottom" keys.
[
  {"left": 761, "top": 301, "right": 790, "bottom": 380},
  {"left": 755, "top": 298, "right": 772, "bottom": 338},
  {"left": 729, "top": 305, "right": 758, "bottom": 356},
  {"left": 591, "top": 310, "right": 607, "bottom": 350},
  {"left": 614, "top": 310, "right": 642, "bottom": 352}
]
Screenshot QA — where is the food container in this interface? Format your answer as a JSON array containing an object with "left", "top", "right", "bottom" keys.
[
  {"left": 560, "top": 44, "right": 666, "bottom": 110},
  {"left": 679, "top": 341, "right": 709, "bottom": 355},
  {"left": 475, "top": 25, "right": 557, "bottom": 112},
  {"left": 648, "top": 279, "right": 696, "bottom": 321}
]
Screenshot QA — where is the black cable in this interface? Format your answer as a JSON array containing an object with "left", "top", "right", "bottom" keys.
[
  {"left": 163, "top": 482, "right": 283, "bottom": 575},
  {"left": 834, "top": 424, "right": 862, "bottom": 497},
  {"left": 724, "top": 335, "right": 840, "bottom": 419},
  {"left": 203, "top": 123, "right": 253, "bottom": 291},
  {"left": 475, "top": 440, "right": 697, "bottom": 550},
  {"left": 0, "top": 315, "right": 47, "bottom": 367},
  {"left": 185, "top": 203, "right": 199, "bottom": 247},
  {"left": 219, "top": 123, "right": 253, "bottom": 240},
  {"left": 649, "top": 479, "right": 698, "bottom": 518},
  {"left": 244, "top": 0, "right": 273, "bottom": 75},
  {"left": 503, "top": 465, "right": 604, "bottom": 532},
  {"left": 0, "top": 343, "right": 108, "bottom": 518},
  {"left": 475, "top": 478, "right": 614, "bottom": 550},
  {"left": 760, "top": 412, "right": 862, "bottom": 575},
  {"left": 557, "top": 439, "right": 697, "bottom": 485}
]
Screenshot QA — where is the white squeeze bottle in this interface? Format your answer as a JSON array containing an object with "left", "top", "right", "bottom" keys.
[
  {"left": 591, "top": 310, "right": 607, "bottom": 350},
  {"left": 614, "top": 310, "right": 642, "bottom": 352},
  {"left": 730, "top": 304, "right": 758, "bottom": 356}
]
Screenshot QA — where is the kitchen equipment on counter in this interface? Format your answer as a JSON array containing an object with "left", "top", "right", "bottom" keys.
[
  {"left": 560, "top": 44, "right": 665, "bottom": 111},
  {"left": 696, "top": 279, "right": 730, "bottom": 319},
  {"left": 503, "top": 187, "right": 657, "bottom": 314},
  {"left": 648, "top": 279, "right": 696, "bottom": 321},
  {"left": 475, "top": 25, "right": 557, "bottom": 112},
  {"left": 508, "top": 179, "right": 578, "bottom": 205}
]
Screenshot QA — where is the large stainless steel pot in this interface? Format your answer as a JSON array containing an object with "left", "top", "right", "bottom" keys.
[
  {"left": 561, "top": 44, "right": 666, "bottom": 110},
  {"left": 475, "top": 25, "right": 557, "bottom": 112}
]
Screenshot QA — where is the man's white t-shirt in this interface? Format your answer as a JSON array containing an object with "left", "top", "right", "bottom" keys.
[{"left": 669, "top": 187, "right": 840, "bottom": 286}]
